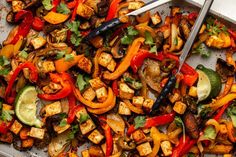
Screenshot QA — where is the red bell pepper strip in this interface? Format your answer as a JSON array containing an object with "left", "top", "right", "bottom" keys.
[
  {"left": 67, "top": 1, "right": 77, "bottom": 9},
  {"left": 10, "top": 10, "right": 34, "bottom": 44},
  {"left": 32, "top": 17, "right": 44, "bottom": 31},
  {"left": 130, "top": 50, "right": 165, "bottom": 73},
  {"left": 127, "top": 112, "right": 175, "bottom": 136},
  {"left": 38, "top": 72, "right": 72, "bottom": 101},
  {"left": 67, "top": 93, "right": 78, "bottom": 124},
  {"left": 213, "top": 102, "right": 231, "bottom": 121},
  {"left": 171, "top": 135, "right": 197, "bottom": 157},
  {"left": 188, "top": 12, "right": 198, "bottom": 20},
  {"left": 112, "top": 80, "right": 119, "bottom": 96},
  {"left": 0, "top": 120, "right": 14, "bottom": 134},
  {"left": 5, "top": 62, "right": 38, "bottom": 104},
  {"left": 228, "top": 29, "right": 236, "bottom": 41},
  {"left": 106, "top": 0, "right": 122, "bottom": 21},
  {"left": 99, "top": 117, "right": 113, "bottom": 157},
  {"left": 52, "top": 0, "right": 61, "bottom": 12}
]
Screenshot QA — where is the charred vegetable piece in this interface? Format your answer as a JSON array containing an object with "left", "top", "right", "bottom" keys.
[
  {"left": 183, "top": 112, "right": 199, "bottom": 139},
  {"left": 216, "top": 58, "right": 235, "bottom": 83},
  {"left": 179, "top": 18, "right": 191, "bottom": 40}
]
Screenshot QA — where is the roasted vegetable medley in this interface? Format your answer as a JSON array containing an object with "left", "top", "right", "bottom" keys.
[{"left": 0, "top": 0, "right": 236, "bottom": 156}]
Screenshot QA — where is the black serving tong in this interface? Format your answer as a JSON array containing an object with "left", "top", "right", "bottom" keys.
[
  {"left": 150, "top": 0, "right": 214, "bottom": 115},
  {"left": 84, "top": 0, "right": 172, "bottom": 40}
]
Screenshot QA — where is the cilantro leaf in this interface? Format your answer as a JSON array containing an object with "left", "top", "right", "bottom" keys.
[
  {"left": 59, "top": 119, "right": 67, "bottom": 127},
  {"left": 42, "top": 0, "right": 53, "bottom": 10},
  {"left": 57, "top": 3, "right": 70, "bottom": 15},
  {"left": 134, "top": 116, "right": 146, "bottom": 129},
  {"left": 174, "top": 116, "right": 183, "bottom": 127},
  {"left": 70, "top": 34, "right": 82, "bottom": 46},
  {"left": 19, "top": 50, "right": 28, "bottom": 59},
  {"left": 68, "top": 124, "right": 79, "bottom": 139},
  {"left": 150, "top": 45, "right": 157, "bottom": 53},
  {"left": 67, "top": 21, "right": 80, "bottom": 35},
  {"left": 65, "top": 54, "right": 74, "bottom": 61},
  {"left": 55, "top": 51, "right": 66, "bottom": 59},
  {"left": 127, "top": 26, "right": 139, "bottom": 36},
  {"left": 79, "top": 113, "right": 89, "bottom": 123},
  {"left": 0, "top": 68, "right": 10, "bottom": 76},
  {"left": 76, "top": 74, "right": 90, "bottom": 91},
  {"left": 121, "top": 35, "right": 133, "bottom": 45},
  {"left": 0, "top": 56, "right": 10, "bottom": 66},
  {"left": 145, "top": 31, "right": 154, "bottom": 45},
  {"left": 1, "top": 110, "right": 14, "bottom": 121},
  {"left": 204, "top": 125, "right": 216, "bottom": 140}
]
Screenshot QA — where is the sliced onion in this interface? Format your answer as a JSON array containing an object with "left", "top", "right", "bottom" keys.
[{"left": 107, "top": 113, "right": 125, "bottom": 136}]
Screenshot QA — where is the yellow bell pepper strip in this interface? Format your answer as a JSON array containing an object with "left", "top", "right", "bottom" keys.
[
  {"left": 123, "top": 99, "right": 144, "bottom": 114},
  {"left": 148, "top": 127, "right": 169, "bottom": 157},
  {"left": 0, "top": 44, "right": 14, "bottom": 59},
  {"left": 73, "top": 87, "right": 115, "bottom": 109},
  {"left": 54, "top": 54, "right": 84, "bottom": 72},
  {"left": 103, "top": 37, "right": 145, "bottom": 80},
  {"left": 135, "top": 23, "right": 156, "bottom": 38},
  {"left": 44, "top": 11, "right": 70, "bottom": 24},
  {"left": 13, "top": 36, "right": 24, "bottom": 56},
  {"left": 206, "top": 93, "right": 236, "bottom": 110},
  {"left": 87, "top": 96, "right": 116, "bottom": 114}
]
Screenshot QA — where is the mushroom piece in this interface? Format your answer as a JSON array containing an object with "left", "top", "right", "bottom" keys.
[
  {"left": 179, "top": 18, "right": 191, "bottom": 40},
  {"left": 183, "top": 112, "right": 199, "bottom": 139},
  {"left": 155, "top": 31, "right": 164, "bottom": 50},
  {"left": 117, "top": 137, "right": 136, "bottom": 150},
  {"left": 111, "top": 40, "right": 124, "bottom": 59},
  {"left": 216, "top": 58, "right": 235, "bottom": 83}
]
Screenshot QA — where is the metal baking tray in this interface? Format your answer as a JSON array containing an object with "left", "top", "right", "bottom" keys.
[{"left": 0, "top": 0, "right": 235, "bottom": 156}]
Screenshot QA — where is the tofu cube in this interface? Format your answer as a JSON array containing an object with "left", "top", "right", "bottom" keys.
[
  {"left": 89, "top": 77, "right": 106, "bottom": 90},
  {"left": 128, "top": 2, "right": 144, "bottom": 10},
  {"left": 98, "top": 52, "right": 113, "bottom": 67},
  {"left": 12, "top": 0, "right": 25, "bottom": 12},
  {"left": 143, "top": 98, "right": 154, "bottom": 111},
  {"left": 136, "top": 142, "right": 152, "bottom": 156},
  {"left": 219, "top": 124, "right": 228, "bottom": 134},
  {"left": 40, "top": 61, "right": 55, "bottom": 73},
  {"left": 10, "top": 120, "right": 23, "bottom": 135},
  {"left": 30, "top": 36, "right": 46, "bottom": 49},
  {"left": 2, "top": 104, "right": 13, "bottom": 110},
  {"left": 82, "top": 87, "right": 96, "bottom": 101},
  {"left": 132, "top": 129, "right": 146, "bottom": 143},
  {"left": 79, "top": 119, "right": 96, "bottom": 135},
  {"left": 88, "top": 129, "right": 104, "bottom": 144},
  {"left": 78, "top": 56, "right": 92, "bottom": 74},
  {"left": 95, "top": 87, "right": 108, "bottom": 102},
  {"left": 76, "top": 3, "right": 94, "bottom": 19},
  {"left": 119, "top": 83, "right": 134, "bottom": 99},
  {"left": 169, "top": 92, "right": 181, "bottom": 103},
  {"left": 151, "top": 12, "right": 162, "bottom": 25},
  {"left": 132, "top": 96, "right": 144, "bottom": 107},
  {"left": 173, "top": 101, "right": 187, "bottom": 114},
  {"left": 161, "top": 141, "right": 172, "bottom": 156},
  {"left": 75, "top": 107, "right": 88, "bottom": 121},
  {"left": 81, "top": 149, "right": 90, "bottom": 157},
  {"left": 188, "top": 86, "right": 197, "bottom": 98},
  {"left": 44, "top": 101, "right": 62, "bottom": 117},
  {"left": 53, "top": 122, "right": 70, "bottom": 134},
  {"left": 29, "top": 127, "right": 45, "bottom": 139},
  {"left": 118, "top": 101, "right": 131, "bottom": 115},
  {"left": 107, "top": 59, "right": 116, "bottom": 72}
]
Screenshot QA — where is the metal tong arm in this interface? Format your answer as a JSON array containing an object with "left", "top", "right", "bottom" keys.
[{"left": 151, "top": 0, "right": 214, "bottom": 114}]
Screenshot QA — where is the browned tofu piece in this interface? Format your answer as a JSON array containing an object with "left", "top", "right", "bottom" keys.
[
  {"left": 136, "top": 142, "right": 152, "bottom": 156},
  {"left": 78, "top": 56, "right": 92, "bottom": 74},
  {"left": 10, "top": 120, "right": 23, "bottom": 135},
  {"left": 132, "top": 129, "right": 146, "bottom": 143},
  {"left": 82, "top": 87, "right": 96, "bottom": 101},
  {"left": 75, "top": 107, "right": 88, "bottom": 121},
  {"left": 76, "top": 3, "right": 94, "bottom": 19},
  {"left": 143, "top": 98, "right": 154, "bottom": 112},
  {"left": 29, "top": 127, "right": 45, "bottom": 140},
  {"left": 169, "top": 92, "right": 181, "bottom": 103},
  {"left": 81, "top": 149, "right": 90, "bottom": 157},
  {"left": 173, "top": 101, "right": 187, "bottom": 114},
  {"left": 79, "top": 119, "right": 96, "bottom": 135},
  {"left": 107, "top": 59, "right": 116, "bottom": 72},
  {"left": 88, "top": 129, "right": 104, "bottom": 144},
  {"left": 98, "top": 52, "right": 113, "bottom": 67},
  {"left": 119, "top": 82, "right": 134, "bottom": 99},
  {"left": 132, "top": 96, "right": 144, "bottom": 107},
  {"left": 118, "top": 101, "right": 131, "bottom": 115},
  {"left": 95, "top": 87, "right": 108, "bottom": 102},
  {"left": 44, "top": 101, "right": 62, "bottom": 117},
  {"left": 89, "top": 77, "right": 106, "bottom": 90},
  {"left": 161, "top": 141, "right": 172, "bottom": 156},
  {"left": 151, "top": 12, "right": 162, "bottom": 25}
]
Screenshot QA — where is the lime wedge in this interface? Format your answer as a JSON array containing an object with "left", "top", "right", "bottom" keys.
[
  {"left": 15, "top": 86, "right": 43, "bottom": 128},
  {"left": 196, "top": 64, "right": 222, "bottom": 102}
]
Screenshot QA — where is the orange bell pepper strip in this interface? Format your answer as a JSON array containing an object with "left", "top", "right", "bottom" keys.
[
  {"left": 106, "top": 0, "right": 122, "bottom": 21},
  {"left": 93, "top": 48, "right": 108, "bottom": 78},
  {"left": 87, "top": 96, "right": 116, "bottom": 114},
  {"left": 54, "top": 54, "right": 84, "bottom": 72},
  {"left": 123, "top": 99, "right": 144, "bottom": 114},
  {"left": 103, "top": 37, "right": 145, "bottom": 80},
  {"left": 73, "top": 87, "right": 115, "bottom": 109},
  {"left": 44, "top": 11, "right": 70, "bottom": 24},
  {"left": 225, "top": 121, "right": 236, "bottom": 143}
]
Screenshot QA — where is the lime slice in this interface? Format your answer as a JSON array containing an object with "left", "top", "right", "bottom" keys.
[
  {"left": 15, "top": 86, "right": 43, "bottom": 128},
  {"left": 196, "top": 64, "right": 222, "bottom": 102}
]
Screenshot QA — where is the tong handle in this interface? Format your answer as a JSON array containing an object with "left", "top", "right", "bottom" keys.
[
  {"left": 151, "top": 74, "right": 176, "bottom": 114},
  {"left": 84, "top": 18, "right": 121, "bottom": 40}
]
